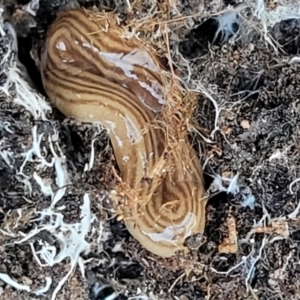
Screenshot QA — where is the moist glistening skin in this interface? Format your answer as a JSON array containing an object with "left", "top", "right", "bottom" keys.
[{"left": 40, "top": 8, "right": 207, "bottom": 257}]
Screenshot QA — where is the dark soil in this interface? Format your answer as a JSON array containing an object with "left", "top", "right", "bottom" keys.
[{"left": 1, "top": 0, "right": 300, "bottom": 299}]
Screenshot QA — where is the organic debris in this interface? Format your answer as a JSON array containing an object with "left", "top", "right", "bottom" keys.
[
  {"left": 1, "top": 0, "right": 300, "bottom": 299},
  {"left": 218, "top": 215, "right": 238, "bottom": 254}
]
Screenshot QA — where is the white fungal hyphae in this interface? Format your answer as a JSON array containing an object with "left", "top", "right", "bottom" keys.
[{"left": 213, "top": 11, "right": 240, "bottom": 44}]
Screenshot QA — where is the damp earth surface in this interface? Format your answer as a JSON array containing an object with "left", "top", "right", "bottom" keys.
[{"left": 1, "top": 0, "right": 300, "bottom": 299}]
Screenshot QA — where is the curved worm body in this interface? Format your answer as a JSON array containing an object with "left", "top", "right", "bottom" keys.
[{"left": 41, "top": 8, "right": 206, "bottom": 257}]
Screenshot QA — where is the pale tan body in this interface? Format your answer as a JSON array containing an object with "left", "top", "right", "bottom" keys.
[{"left": 41, "top": 8, "right": 206, "bottom": 257}]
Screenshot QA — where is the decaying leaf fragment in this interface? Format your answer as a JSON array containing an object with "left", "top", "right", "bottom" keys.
[
  {"left": 218, "top": 215, "right": 238, "bottom": 254},
  {"left": 251, "top": 220, "right": 289, "bottom": 237}
]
